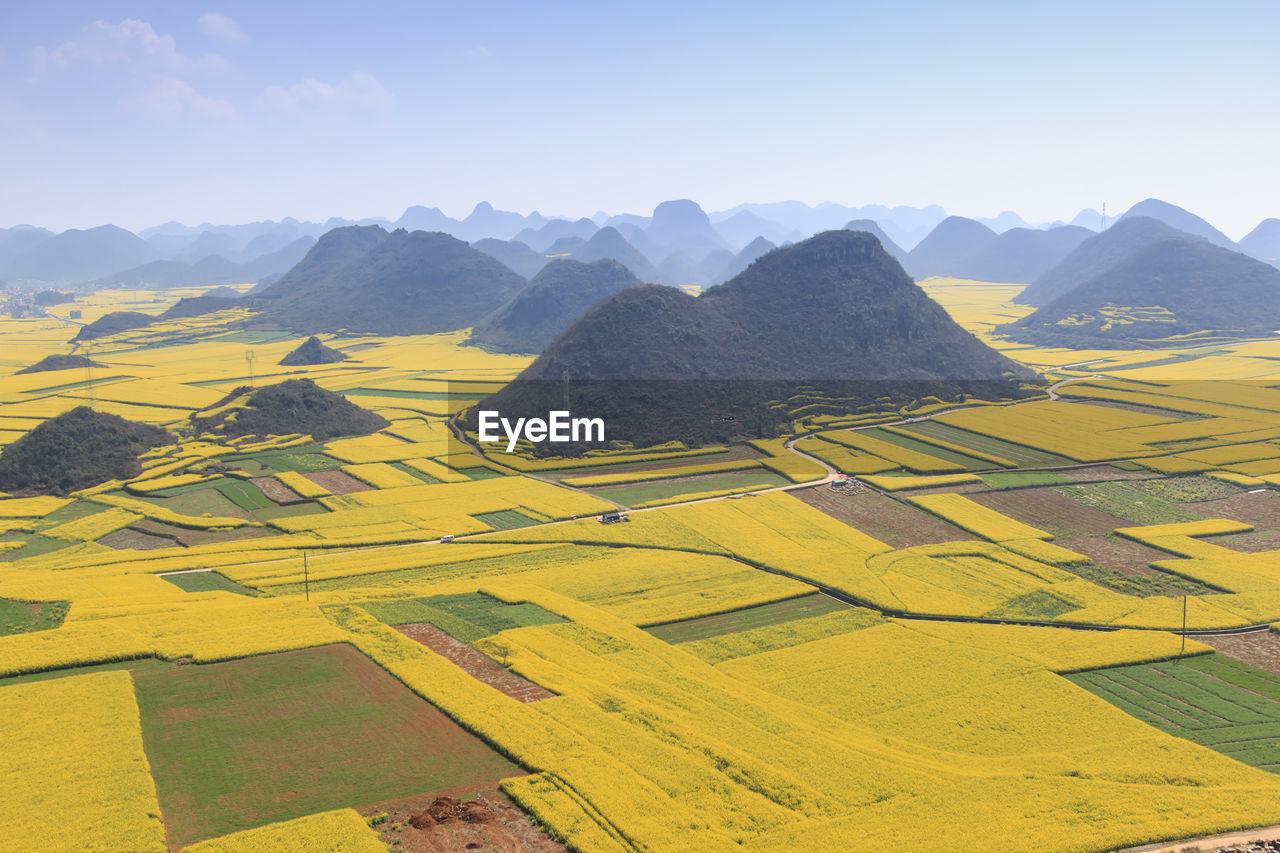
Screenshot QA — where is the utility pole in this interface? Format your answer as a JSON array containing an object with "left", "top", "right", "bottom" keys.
[
  {"left": 1100, "top": 202, "right": 1107, "bottom": 231},
  {"left": 1179, "top": 594, "right": 1187, "bottom": 660}
]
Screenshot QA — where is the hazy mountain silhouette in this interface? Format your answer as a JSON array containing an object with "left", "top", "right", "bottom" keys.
[
  {"left": 473, "top": 231, "right": 1036, "bottom": 447},
  {"left": 394, "top": 205, "right": 456, "bottom": 233},
  {"left": 975, "top": 211, "right": 1033, "bottom": 233},
  {"left": 712, "top": 210, "right": 795, "bottom": 250},
  {"left": 470, "top": 259, "right": 642, "bottom": 354},
  {"left": 1015, "top": 217, "right": 1190, "bottom": 306},
  {"left": 571, "top": 226, "right": 666, "bottom": 283},
  {"left": 174, "top": 230, "right": 242, "bottom": 263},
  {"left": 544, "top": 236, "right": 588, "bottom": 255},
  {"left": 955, "top": 226, "right": 1093, "bottom": 284},
  {"left": 6, "top": 225, "right": 157, "bottom": 282},
  {"left": 0, "top": 227, "right": 54, "bottom": 273},
  {"left": 514, "top": 218, "right": 598, "bottom": 252},
  {"left": 96, "top": 237, "right": 316, "bottom": 288},
  {"left": 714, "top": 237, "right": 777, "bottom": 283},
  {"left": 1008, "top": 238, "right": 1280, "bottom": 346},
  {"left": 644, "top": 200, "right": 729, "bottom": 259},
  {"left": 1117, "top": 199, "right": 1234, "bottom": 249},
  {"left": 472, "top": 238, "right": 549, "bottom": 279},
  {"left": 1239, "top": 219, "right": 1280, "bottom": 265},
  {"left": 696, "top": 249, "right": 734, "bottom": 283},
  {"left": 454, "top": 202, "right": 544, "bottom": 242},
  {"left": 256, "top": 228, "right": 526, "bottom": 335},
  {"left": 843, "top": 220, "right": 908, "bottom": 265},
  {"left": 905, "top": 217, "right": 998, "bottom": 278}
]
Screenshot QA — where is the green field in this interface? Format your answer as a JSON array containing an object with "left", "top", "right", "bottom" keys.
[
  {"left": 458, "top": 465, "right": 506, "bottom": 481},
  {"left": 897, "top": 420, "right": 1076, "bottom": 467},
  {"left": 1056, "top": 481, "right": 1204, "bottom": 526},
  {"left": 152, "top": 478, "right": 274, "bottom": 511},
  {"left": 1068, "top": 654, "right": 1280, "bottom": 771},
  {"left": 646, "top": 593, "right": 847, "bottom": 643},
  {"left": 160, "top": 571, "right": 260, "bottom": 597},
  {"left": 860, "top": 427, "right": 998, "bottom": 471},
  {"left": 133, "top": 643, "right": 522, "bottom": 848},
  {"left": 474, "top": 509, "right": 539, "bottom": 530},
  {"left": 592, "top": 469, "right": 789, "bottom": 507},
  {"left": 0, "top": 597, "right": 69, "bottom": 635},
  {"left": 359, "top": 591, "right": 565, "bottom": 643}
]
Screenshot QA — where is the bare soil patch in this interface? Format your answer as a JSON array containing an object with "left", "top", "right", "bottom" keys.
[
  {"left": 364, "top": 786, "right": 570, "bottom": 853},
  {"left": 395, "top": 623, "right": 555, "bottom": 703},
  {"left": 127, "top": 519, "right": 276, "bottom": 548},
  {"left": 1183, "top": 490, "right": 1280, "bottom": 531},
  {"left": 1196, "top": 632, "right": 1280, "bottom": 677},
  {"left": 792, "top": 485, "right": 971, "bottom": 548},
  {"left": 1060, "top": 465, "right": 1160, "bottom": 483},
  {"left": 302, "top": 469, "right": 371, "bottom": 494},
  {"left": 1055, "top": 534, "right": 1177, "bottom": 579},
  {"left": 98, "top": 526, "right": 177, "bottom": 550},
  {"left": 250, "top": 475, "right": 304, "bottom": 504}
]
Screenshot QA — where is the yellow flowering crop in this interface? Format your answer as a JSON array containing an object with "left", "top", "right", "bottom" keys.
[
  {"left": 0, "top": 671, "right": 166, "bottom": 852},
  {"left": 907, "top": 493, "right": 1053, "bottom": 541},
  {"left": 182, "top": 809, "right": 386, "bottom": 853}
]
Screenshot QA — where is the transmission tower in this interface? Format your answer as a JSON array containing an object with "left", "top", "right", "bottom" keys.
[
  {"left": 246, "top": 350, "right": 256, "bottom": 387},
  {"left": 1100, "top": 202, "right": 1107, "bottom": 231}
]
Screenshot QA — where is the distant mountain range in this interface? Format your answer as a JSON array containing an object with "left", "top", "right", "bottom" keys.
[{"left": 4, "top": 197, "right": 1273, "bottom": 293}]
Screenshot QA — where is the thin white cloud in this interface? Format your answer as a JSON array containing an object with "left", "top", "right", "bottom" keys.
[
  {"left": 465, "top": 46, "right": 491, "bottom": 61},
  {"left": 29, "top": 18, "right": 229, "bottom": 75},
  {"left": 197, "top": 12, "right": 248, "bottom": 44},
  {"left": 261, "top": 72, "right": 395, "bottom": 113},
  {"left": 125, "top": 76, "right": 238, "bottom": 121}
]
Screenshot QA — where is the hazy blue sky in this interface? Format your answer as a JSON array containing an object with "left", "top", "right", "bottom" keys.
[{"left": 2, "top": 1, "right": 1277, "bottom": 237}]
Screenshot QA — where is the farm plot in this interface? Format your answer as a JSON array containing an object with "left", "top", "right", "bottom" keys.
[
  {"left": 160, "top": 571, "right": 259, "bottom": 597},
  {"left": 645, "top": 592, "right": 848, "bottom": 644},
  {"left": 0, "top": 597, "right": 68, "bottom": 635},
  {"left": 894, "top": 418, "right": 1076, "bottom": 467},
  {"left": 790, "top": 485, "right": 971, "bottom": 548},
  {"left": 358, "top": 591, "right": 566, "bottom": 643},
  {"left": 1069, "top": 654, "right": 1280, "bottom": 772},
  {"left": 133, "top": 642, "right": 523, "bottom": 849}
]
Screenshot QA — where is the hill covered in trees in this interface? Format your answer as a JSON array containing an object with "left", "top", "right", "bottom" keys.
[
  {"left": 1006, "top": 238, "right": 1280, "bottom": 347},
  {"left": 471, "top": 230, "right": 1038, "bottom": 447},
  {"left": 16, "top": 354, "right": 103, "bottom": 375},
  {"left": 279, "top": 336, "right": 347, "bottom": 365},
  {"left": 469, "top": 259, "right": 642, "bottom": 354},
  {"left": 0, "top": 407, "right": 171, "bottom": 495},
  {"left": 254, "top": 228, "right": 525, "bottom": 334},
  {"left": 191, "top": 379, "right": 388, "bottom": 440}
]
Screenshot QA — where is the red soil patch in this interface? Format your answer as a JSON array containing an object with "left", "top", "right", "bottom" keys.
[
  {"left": 790, "top": 486, "right": 970, "bottom": 549},
  {"left": 250, "top": 476, "right": 304, "bottom": 505},
  {"left": 365, "top": 785, "right": 570, "bottom": 853},
  {"left": 1196, "top": 632, "right": 1280, "bottom": 677},
  {"left": 301, "top": 469, "right": 372, "bottom": 494},
  {"left": 395, "top": 623, "right": 555, "bottom": 703}
]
